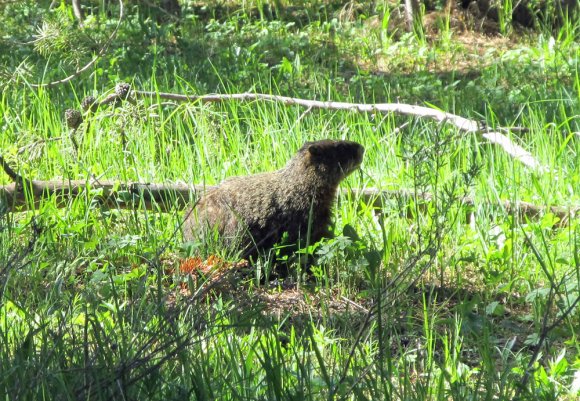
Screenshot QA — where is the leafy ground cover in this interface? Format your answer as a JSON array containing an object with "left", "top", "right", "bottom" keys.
[{"left": 1, "top": 1, "right": 580, "bottom": 399}]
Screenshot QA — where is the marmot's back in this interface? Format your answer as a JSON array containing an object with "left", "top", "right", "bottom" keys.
[{"left": 183, "top": 140, "right": 364, "bottom": 258}]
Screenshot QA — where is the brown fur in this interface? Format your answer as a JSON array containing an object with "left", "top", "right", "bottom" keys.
[{"left": 183, "top": 140, "right": 364, "bottom": 258}]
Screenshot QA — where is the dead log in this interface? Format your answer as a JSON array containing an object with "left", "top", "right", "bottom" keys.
[
  {"left": 0, "top": 180, "right": 210, "bottom": 213},
  {"left": 352, "top": 188, "right": 578, "bottom": 226},
  {"left": 1, "top": 180, "right": 576, "bottom": 225}
]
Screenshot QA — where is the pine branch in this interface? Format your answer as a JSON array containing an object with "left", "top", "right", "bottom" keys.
[{"left": 30, "top": 0, "right": 124, "bottom": 88}]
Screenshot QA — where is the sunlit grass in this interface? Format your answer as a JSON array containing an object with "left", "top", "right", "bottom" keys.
[{"left": 1, "top": 3, "right": 580, "bottom": 399}]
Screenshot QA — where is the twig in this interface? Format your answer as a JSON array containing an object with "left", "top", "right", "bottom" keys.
[
  {"left": 404, "top": 0, "right": 422, "bottom": 32},
  {"left": 481, "top": 131, "right": 543, "bottom": 171},
  {"left": 389, "top": 121, "right": 411, "bottom": 136},
  {"left": 17, "top": 136, "right": 63, "bottom": 154},
  {"left": 133, "top": 91, "right": 482, "bottom": 130},
  {"left": 296, "top": 105, "right": 313, "bottom": 124},
  {"left": 0, "top": 154, "right": 24, "bottom": 184},
  {"left": 339, "top": 295, "right": 369, "bottom": 313},
  {"left": 30, "top": 0, "right": 124, "bottom": 88},
  {"left": 353, "top": 188, "right": 578, "bottom": 224}
]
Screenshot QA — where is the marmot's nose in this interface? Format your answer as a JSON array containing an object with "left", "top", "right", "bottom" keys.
[{"left": 356, "top": 145, "right": 365, "bottom": 163}]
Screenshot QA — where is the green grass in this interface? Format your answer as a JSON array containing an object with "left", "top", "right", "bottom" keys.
[{"left": 1, "top": 1, "right": 580, "bottom": 400}]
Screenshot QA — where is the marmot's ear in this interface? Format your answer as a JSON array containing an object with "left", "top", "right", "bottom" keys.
[{"left": 307, "top": 143, "right": 322, "bottom": 157}]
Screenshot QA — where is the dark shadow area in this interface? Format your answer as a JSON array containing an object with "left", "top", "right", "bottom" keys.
[{"left": 178, "top": 261, "right": 547, "bottom": 357}]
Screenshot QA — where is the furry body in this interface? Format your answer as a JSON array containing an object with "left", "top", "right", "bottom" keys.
[{"left": 183, "top": 140, "right": 364, "bottom": 258}]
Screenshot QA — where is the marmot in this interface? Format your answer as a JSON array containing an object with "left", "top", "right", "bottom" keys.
[{"left": 183, "top": 139, "right": 364, "bottom": 259}]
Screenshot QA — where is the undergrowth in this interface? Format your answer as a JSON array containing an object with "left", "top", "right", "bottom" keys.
[{"left": 0, "top": 1, "right": 580, "bottom": 400}]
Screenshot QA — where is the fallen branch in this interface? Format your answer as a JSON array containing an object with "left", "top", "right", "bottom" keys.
[
  {"left": 1, "top": 180, "right": 576, "bottom": 224},
  {"left": 353, "top": 188, "right": 577, "bottom": 225},
  {"left": 0, "top": 180, "right": 206, "bottom": 212},
  {"left": 91, "top": 86, "right": 545, "bottom": 171},
  {"left": 67, "top": 84, "right": 543, "bottom": 171}
]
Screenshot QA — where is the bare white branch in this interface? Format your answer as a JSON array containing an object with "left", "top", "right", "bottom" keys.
[{"left": 129, "top": 90, "right": 543, "bottom": 171}]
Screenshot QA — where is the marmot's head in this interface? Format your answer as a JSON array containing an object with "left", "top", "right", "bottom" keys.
[{"left": 299, "top": 140, "right": 364, "bottom": 178}]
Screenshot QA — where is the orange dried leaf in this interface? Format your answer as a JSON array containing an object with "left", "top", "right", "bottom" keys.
[{"left": 179, "top": 256, "right": 203, "bottom": 274}]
